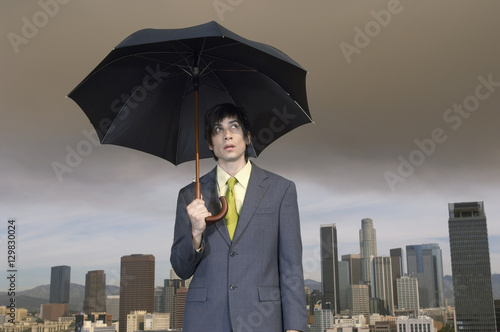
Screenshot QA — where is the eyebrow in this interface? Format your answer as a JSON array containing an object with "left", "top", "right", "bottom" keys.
[{"left": 214, "top": 119, "right": 239, "bottom": 126}]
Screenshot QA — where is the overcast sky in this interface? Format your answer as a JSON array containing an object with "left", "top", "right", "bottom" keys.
[{"left": 1, "top": 0, "right": 499, "bottom": 292}]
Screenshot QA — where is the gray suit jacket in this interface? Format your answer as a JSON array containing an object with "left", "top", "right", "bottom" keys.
[{"left": 170, "top": 163, "right": 307, "bottom": 332}]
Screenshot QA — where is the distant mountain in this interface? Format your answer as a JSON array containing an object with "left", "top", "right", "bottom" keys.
[
  {"left": 305, "top": 279, "right": 321, "bottom": 291},
  {"left": 0, "top": 283, "right": 120, "bottom": 313}
]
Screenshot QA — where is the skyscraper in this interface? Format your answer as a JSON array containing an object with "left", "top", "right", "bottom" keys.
[
  {"left": 341, "top": 254, "right": 361, "bottom": 286},
  {"left": 50, "top": 265, "right": 71, "bottom": 304},
  {"left": 83, "top": 270, "right": 106, "bottom": 314},
  {"left": 162, "top": 277, "right": 186, "bottom": 328},
  {"left": 347, "top": 285, "right": 369, "bottom": 322},
  {"left": 338, "top": 261, "right": 349, "bottom": 311},
  {"left": 396, "top": 276, "right": 419, "bottom": 314},
  {"left": 448, "top": 202, "right": 497, "bottom": 332},
  {"left": 359, "top": 218, "right": 377, "bottom": 290},
  {"left": 390, "top": 248, "right": 403, "bottom": 308},
  {"left": 320, "top": 224, "right": 340, "bottom": 313},
  {"left": 372, "top": 256, "right": 394, "bottom": 315},
  {"left": 119, "top": 254, "right": 155, "bottom": 332},
  {"left": 406, "top": 243, "right": 444, "bottom": 308}
]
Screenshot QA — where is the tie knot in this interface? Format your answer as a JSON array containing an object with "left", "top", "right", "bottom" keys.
[{"left": 227, "top": 177, "right": 237, "bottom": 189}]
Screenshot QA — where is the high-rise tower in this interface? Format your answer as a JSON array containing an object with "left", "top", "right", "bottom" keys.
[
  {"left": 396, "top": 276, "right": 419, "bottom": 314},
  {"left": 406, "top": 243, "right": 444, "bottom": 308},
  {"left": 119, "top": 254, "right": 155, "bottom": 332},
  {"left": 50, "top": 265, "right": 71, "bottom": 304},
  {"left": 359, "top": 218, "right": 377, "bottom": 289},
  {"left": 83, "top": 270, "right": 106, "bottom": 314},
  {"left": 372, "top": 256, "right": 394, "bottom": 315},
  {"left": 448, "top": 202, "right": 497, "bottom": 332},
  {"left": 320, "top": 224, "right": 340, "bottom": 313},
  {"left": 390, "top": 248, "right": 403, "bottom": 308},
  {"left": 341, "top": 254, "right": 361, "bottom": 286}
]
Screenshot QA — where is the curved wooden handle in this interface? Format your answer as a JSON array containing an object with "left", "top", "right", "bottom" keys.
[{"left": 205, "top": 196, "right": 228, "bottom": 223}]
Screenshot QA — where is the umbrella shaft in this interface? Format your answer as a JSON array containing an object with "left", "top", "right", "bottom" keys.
[{"left": 195, "top": 89, "right": 201, "bottom": 199}]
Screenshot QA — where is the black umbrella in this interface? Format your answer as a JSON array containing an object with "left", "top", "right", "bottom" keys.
[{"left": 68, "top": 21, "right": 312, "bottom": 221}]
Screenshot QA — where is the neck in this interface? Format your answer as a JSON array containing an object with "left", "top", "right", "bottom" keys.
[{"left": 218, "top": 159, "right": 247, "bottom": 177}]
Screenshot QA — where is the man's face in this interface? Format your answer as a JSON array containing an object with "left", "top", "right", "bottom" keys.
[{"left": 208, "top": 116, "right": 250, "bottom": 167}]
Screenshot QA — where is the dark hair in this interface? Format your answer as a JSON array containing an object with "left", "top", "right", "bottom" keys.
[{"left": 204, "top": 103, "right": 251, "bottom": 161}]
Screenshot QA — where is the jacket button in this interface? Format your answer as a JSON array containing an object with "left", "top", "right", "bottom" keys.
[
  {"left": 230, "top": 251, "right": 236, "bottom": 257},
  {"left": 230, "top": 284, "right": 236, "bottom": 290}
]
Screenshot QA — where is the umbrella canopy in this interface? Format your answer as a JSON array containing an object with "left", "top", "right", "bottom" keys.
[{"left": 68, "top": 21, "right": 312, "bottom": 166}]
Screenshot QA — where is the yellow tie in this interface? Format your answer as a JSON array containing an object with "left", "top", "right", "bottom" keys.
[{"left": 225, "top": 177, "right": 238, "bottom": 241}]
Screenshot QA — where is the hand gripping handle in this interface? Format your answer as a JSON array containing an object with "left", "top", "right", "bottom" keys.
[
  {"left": 195, "top": 182, "right": 228, "bottom": 223},
  {"left": 205, "top": 196, "right": 228, "bottom": 223}
]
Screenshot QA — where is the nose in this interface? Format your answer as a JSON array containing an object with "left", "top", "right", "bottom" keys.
[{"left": 224, "top": 129, "right": 232, "bottom": 140}]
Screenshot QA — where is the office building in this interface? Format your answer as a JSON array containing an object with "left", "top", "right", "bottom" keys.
[
  {"left": 41, "top": 303, "right": 69, "bottom": 321},
  {"left": 338, "top": 261, "right": 349, "bottom": 311},
  {"left": 313, "top": 308, "right": 334, "bottom": 332},
  {"left": 359, "top": 218, "right": 377, "bottom": 289},
  {"left": 372, "top": 256, "right": 394, "bottom": 315},
  {"left": 170, "top": 267, "right": 192, "bottom": 288},
  {"left": 448, "top": 202, "right": 497, "bottom": 332},
  {"left": 406, "top": 243, "right": 444, "bottom": 308},
  {"left": 83, "top": 270, "right": 106, "bottom": 314},
  {"left": 81, "top": 320, "right": 115, "bottom": 332},
  {"left": 347, "top": 284, "right": 369, "bottom": 321},
  {"left": 174, "top": 288, "right": 188, "bottom": 329},
  {"left": 320, "top": 224, "right": 340, "bottom": 313},
  {"left": 126, "top": 311, "right": 170, "bottom": 332},
  {"left": 397, "top": 276, "right": 419, "bottom": 314},
  {"left": 154, "top": 286, "right": 164, "bottom": 313},
  {"left": 127, "top": 311, "right": 145, "bottom": 332},
  {"left": 495, "top": 299, "right": 500, "bottom": 332},
  {"left": 106, "top": 295, "right": 119, "bottom": 321},
  {"left": 396, "top": 316, "right": 436, "bottom": 332},
  {"left": 119, "top": 254, "right": 155, "bottom": 332},
  {"left": 157, "top": 276, "right": 187, "bottom": 328},
  {"left": 390, "top": 248, "right": 403, "bottom": 308},
  {"left": 341, "top": 254, "right": 361, "bottom": 285},
  {"left": 50, "top": 265, "right": 71, "bottom": 304}
]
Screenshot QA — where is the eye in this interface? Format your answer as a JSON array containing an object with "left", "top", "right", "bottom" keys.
[{"left": 214, "top": 126, "right": 223, "bottom": 135}]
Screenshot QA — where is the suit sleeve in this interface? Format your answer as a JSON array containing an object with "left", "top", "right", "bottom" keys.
[
  {"left": 170, "top": 188, "right": 204, "bottom": 280},
  {"left": 279, "top": 181, "right": 307, "bottom": 332}
]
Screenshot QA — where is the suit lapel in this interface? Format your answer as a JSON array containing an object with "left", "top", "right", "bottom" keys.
[{"left": 232, "top": 164, "right": 269, "bottom": 245}]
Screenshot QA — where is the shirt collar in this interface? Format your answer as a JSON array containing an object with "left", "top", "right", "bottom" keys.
[{"left": 216, "top": 161, "right": 252, "bottom": 190}]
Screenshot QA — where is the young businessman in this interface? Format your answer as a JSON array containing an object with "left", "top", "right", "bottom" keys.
[{"left": 170, "top": 103, "right": 306, "bottom": 332}]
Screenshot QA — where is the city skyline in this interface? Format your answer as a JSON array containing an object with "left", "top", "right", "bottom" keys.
[
  {"left": 1, "top": 1, "right": 500, "bottom": 292},
  {"left": 4, "top": 211, "right": 498, "bottom": 292},
  {"left": 4, "top": 211, "right": 500, "bottom": 293}
]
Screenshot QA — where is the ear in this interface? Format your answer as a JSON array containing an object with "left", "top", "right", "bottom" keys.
[
  {"left": 245, "top": 132, "right": 251, "bottom": 145},
  {"left": 207, "top": 142, "right": 213, "bottom": 151}
]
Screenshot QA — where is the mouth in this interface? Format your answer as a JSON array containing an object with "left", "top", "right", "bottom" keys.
[{"left": 224, "top": 144, "right": 235, "bottom": 151}]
